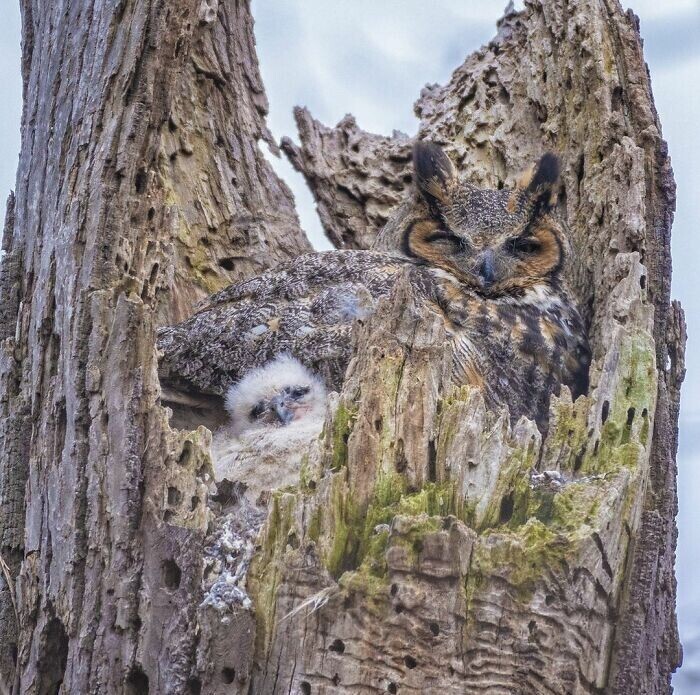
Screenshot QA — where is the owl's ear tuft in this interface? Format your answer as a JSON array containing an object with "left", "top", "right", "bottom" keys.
[
  {"left": 413, "top": 141, "right": 456, "bottom": 211},
  {"left": 519, "top": 153, "right": 560, "bottom": 213}
]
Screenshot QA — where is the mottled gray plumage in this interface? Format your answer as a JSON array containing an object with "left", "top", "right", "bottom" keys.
[
  {"left": 158, "top": 142, "right": 591, "bottom": 430},
  {"left": 158, "top": 250, "right": 413, "bottom": 394}
]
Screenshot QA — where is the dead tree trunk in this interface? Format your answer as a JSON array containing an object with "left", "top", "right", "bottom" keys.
[
  {"left": 0, "top": 0, "right": 308, "bottom": 692},
  {"left": 0, "top": 0, "right": 684, "bottom": 694}
]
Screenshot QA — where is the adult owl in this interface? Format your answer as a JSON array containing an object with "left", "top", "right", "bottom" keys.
[{"left": 158, "top": 142, "right": 590, "bottom": 430}]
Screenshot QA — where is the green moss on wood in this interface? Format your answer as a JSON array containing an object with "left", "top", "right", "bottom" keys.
[
  {"left": 248, "top": 491, "right": 299, "bottom": 654},
  {"left": 328, "top": 401, "right": 357, "bottom": 471},
  {"left": 582, "top": 333, "right": 656, "bottom": 475}
]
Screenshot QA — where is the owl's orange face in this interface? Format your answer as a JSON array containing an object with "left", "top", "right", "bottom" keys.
[{"left": 406, "top": 143, "right": 568, "bottom": 296}]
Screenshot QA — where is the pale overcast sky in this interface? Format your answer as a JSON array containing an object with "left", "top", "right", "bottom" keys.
[{"left": 0, "top": 1, "right": 698, "bottom": 689}]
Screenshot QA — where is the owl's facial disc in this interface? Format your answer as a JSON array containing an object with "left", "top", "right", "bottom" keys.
[
  {"left": 406, "top": 216, "right": 564, "bottom": 295},
  {"left": 410, "top": 142, "right": 566, "bottom": 296},
  {"left": 250, "top": 385, "right": 312, "bottom": 427}
]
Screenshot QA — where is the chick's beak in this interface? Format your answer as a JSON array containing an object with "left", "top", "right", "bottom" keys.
[{"left": 271, "top": 395, "right": 294, "bottom": 425}]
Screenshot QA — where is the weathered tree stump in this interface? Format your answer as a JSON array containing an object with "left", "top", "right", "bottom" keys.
[{"left": 0, "top": 1, "right": 684, "bottom": 694}]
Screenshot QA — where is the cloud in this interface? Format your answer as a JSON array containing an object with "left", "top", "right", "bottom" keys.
[
  {"left": 637, "top": 8, "right": 700, "bottom": 67},
  {"left": 0, "top": 4, "right": 21, "bottom": 205}
]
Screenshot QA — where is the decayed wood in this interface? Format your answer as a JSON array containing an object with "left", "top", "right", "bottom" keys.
[
  {"left": 246, "top": 250, "right": 660, "bottom": 693},
  {"left": 0, "top": 0, "right": 309, "bottom": 691},
  {"left": 258, "top": 0, "right": 685, "bottom": 692},
  {"left": 281, "top": 109, "right": 413, "bottom": 250}
]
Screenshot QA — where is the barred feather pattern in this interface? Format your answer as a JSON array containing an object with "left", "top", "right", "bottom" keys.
[
  {"left": 433, "top": 277, "right": 590, "bottom": 429},
  {"left": 157, "top": 251, "right": 413, "bottom": 395}
]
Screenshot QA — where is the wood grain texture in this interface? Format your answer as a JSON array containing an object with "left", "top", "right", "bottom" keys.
[{"left": 0, "top": 0, "right": 309, "bottom": 691}]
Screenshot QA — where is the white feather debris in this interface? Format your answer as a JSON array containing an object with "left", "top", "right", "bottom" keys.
[
  {"left": 201, "top": 481, "right": 266, "bottom": 613},
  {"left": 529, "top": 468, "right": 608, "bottom": 491}
]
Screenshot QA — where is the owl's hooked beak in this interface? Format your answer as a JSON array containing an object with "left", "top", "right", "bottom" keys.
[
  {"left": 477, "top": 250, "right": 496, "bottom": 288},
  {"left": 270, "top": 394, "right": 295, "bottom": 425}
]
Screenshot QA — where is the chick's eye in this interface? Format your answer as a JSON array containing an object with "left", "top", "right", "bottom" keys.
[
  {"left": 250, "top": 402, "right": 266, "bottom": 419},
  {"left": 290, "top": 386, "right": 310, "bottom": 399}
]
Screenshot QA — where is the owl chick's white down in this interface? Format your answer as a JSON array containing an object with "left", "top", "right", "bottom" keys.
[{"left": 211, "top": 355, "right": 327, "bottom": 506}]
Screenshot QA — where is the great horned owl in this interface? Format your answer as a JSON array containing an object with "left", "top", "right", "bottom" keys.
[
  {"left": 158, "top": 142, "right": 590, "bottom": 430},
  {"left": 212, "top": 355, "right": 327, "bottom": 505},
  {"left": 404, "top": 143, "right": 591, "bottom": 427}
]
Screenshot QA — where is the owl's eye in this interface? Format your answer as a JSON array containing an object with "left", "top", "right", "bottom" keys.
[
  {"left": 250, "top": 402, "right": 266, "bottom": 419},
  {"left": 425, "top": 230, "right": 461, "bottom": 245},
  {"left": 507, "top": 236, "right": 541, "bottom": 255},
  {"left": 289, "top": 386, "right": 310, "bottom": 400}
]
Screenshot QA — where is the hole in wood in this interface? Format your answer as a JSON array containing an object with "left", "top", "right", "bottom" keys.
[
  {"left": 429, "top": 622, "right": 440, "bottom": 636},
  {"left": 221, "top": 667, "right": 235, "bottom": 684},
  {"left": 601, "top": 400, "right": 610, "bottom": 424},
  {"left": 332, "top": 674, "right": 340, "bottom": 686},
  {"left": 387, "top": 683, "right": 398, "bottom": 694},
  {"left": 428, "top": 439, "right": 437, "bottom": 482},
  {"left": 329, "top": 638, "right": 345, "bottom": 654},
  {"left": 125, "top": 666, "right": 149, "bottom": 695},
  {"left": 37, "top": 617, "right": 69, "bottom": 695},
  {"left": 404, "top": 655, "right": 417, "bottom": 669},
  {"left": 148, "top": 263, "right": 159, "bottom": 288},
  {"left": 219, "top": 257, "right": 236, "bottom": 271},
  {"left": 499, "top": 492, "right": 515, "bottom": 523},
  {"left": 134, "top": 169, "right": 148, "bottom": 194},
  {"left": 167, "top": 486, "right": 182, "bottom": 506},
  {"left": 611, "top": 85, "right": 624, "bottom": 111},
  {"left": 179, "top": 440, "right": 194, "bottom": 466},
  {"left": 162, "top": 559, "right": 182, "bottom": 590},
  {"left": 188, "top": 677, "right": 202, "bottom": 694},
  {"left": 300, "top": 682, "right": 311, "bottom": 695}
]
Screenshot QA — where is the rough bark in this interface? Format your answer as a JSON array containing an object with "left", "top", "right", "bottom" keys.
[
  {"left": 0, "top": 0, "right": 684, "bottom": 694},
  {"left": 0, "top": 0, "right": 309, "bottom": 692},
  {"left": 281, "top": 110, "right": 413, "bottom": 250}
]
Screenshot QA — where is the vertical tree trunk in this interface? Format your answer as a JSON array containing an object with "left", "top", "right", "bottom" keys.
[
  {"left": 0, "top": 0, "right": 309, "bottom": 692},
  {"left": 0, "top": 0, "right": 684, "bottom": 694}
]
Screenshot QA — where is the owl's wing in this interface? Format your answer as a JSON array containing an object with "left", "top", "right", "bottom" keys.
[{"left": 158, "top": 250, "right": 410, "bottom": 397}]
